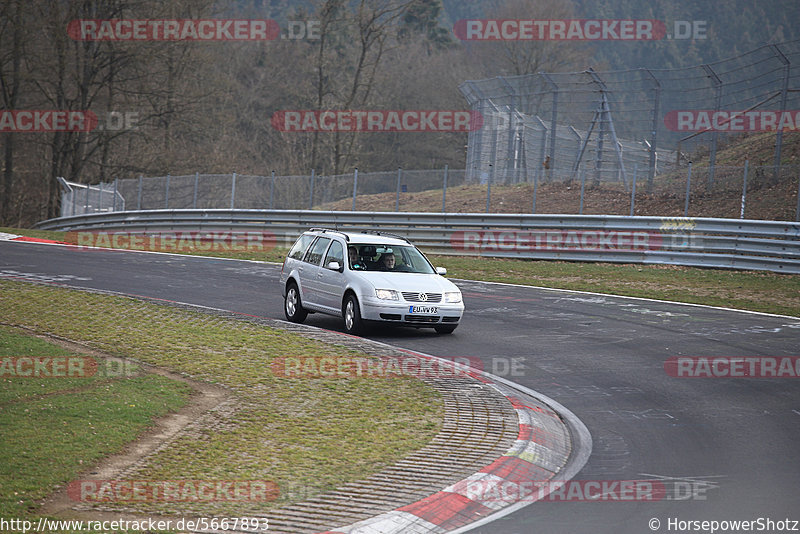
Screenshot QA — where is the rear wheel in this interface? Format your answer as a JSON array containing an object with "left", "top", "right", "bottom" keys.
[
  {"left": 284, "top": 282, "right": 308, "bottom": 323},
  {"left": 343, "top": 294, "right": 364, "bottom": 335},
  {"left": 434, "top": 324, "right": 457, "bottom": 334}
]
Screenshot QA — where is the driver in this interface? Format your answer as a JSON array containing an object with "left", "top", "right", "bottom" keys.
[{"left": 348, "top": 246, "right": 366, "bottom": 270}]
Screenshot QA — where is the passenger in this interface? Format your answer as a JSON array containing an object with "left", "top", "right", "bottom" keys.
[{"left": 378, "top": 252, "right": 396, "bottom": 271}]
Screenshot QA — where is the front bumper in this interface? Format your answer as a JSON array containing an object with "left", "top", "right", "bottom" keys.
[{"left": 361, "top": 297, "right": 464, "bottom": 325}]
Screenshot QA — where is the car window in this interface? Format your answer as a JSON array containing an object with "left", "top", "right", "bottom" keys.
[
  {"left": 324, "top": 240, "right": 344, "bottom": 268},
  {"left": 288, "top": 234, "right": 315, "bottom": 260},
  {"left": 349, "top": 244, "right": 435, "bottom": 274},
  {"left": 304, "top": 237, "right": 331, "bottom": 266}
]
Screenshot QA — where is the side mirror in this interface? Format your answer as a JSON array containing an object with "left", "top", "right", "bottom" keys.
[
  {"left": 327, "top": 261, "right": 342, "bottom": 272},
  {"left": 436, "top": 267, "right": 447, "bottom": 276}
]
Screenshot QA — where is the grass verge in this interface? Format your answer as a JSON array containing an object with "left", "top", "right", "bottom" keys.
[
  {"left": 0, "top": 325, "right": 192, "bottom": 523},
  {"left": 1, "top": 280, "right": 442, "bottom": 519}
]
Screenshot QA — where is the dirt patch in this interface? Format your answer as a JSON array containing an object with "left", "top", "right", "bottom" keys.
[{"left": 25, "top": 331, "right": 233, "bottom": 523}]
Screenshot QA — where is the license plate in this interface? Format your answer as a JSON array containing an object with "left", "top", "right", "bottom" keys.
[{"left": 409, "top": 306, "right": 438, "bottom": 314}]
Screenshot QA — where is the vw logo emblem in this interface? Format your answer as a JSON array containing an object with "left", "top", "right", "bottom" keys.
[{"left": 418, "top": 293, "right": 428, "bottom": 301}]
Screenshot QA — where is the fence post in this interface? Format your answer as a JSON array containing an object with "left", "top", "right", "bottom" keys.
[
  {"left": 442, "top": 165, "right": 448, "bottom": 213},
  {"left": 630, "top": 164, "right": 637, "bottom": 216},
  {"left": 98, "top": 181, "right": 104, "bottom": 213},
  {"left": 84, "top": 183, "right": 90, "bottom": 214},
  {"left": 165, "top": 173, "right": 170, "bottom": 209},
  {"left": 740, "top": 160, "right": 749, "bottom": 219},
  {"left": 71, "top": 187, "right": 76, "bottom": 216},
  {"left": 532, "top": 163, "right": 538, "bottom": 214},
  {"left": 795, "top": 168, "right": 800, "bottom": 222},
  {"left": 137, "top": 175, "right": 143, "bottom": 210},
  {"left": 395, "top": 168, "right": 402, "bottom": 212},
  {"left": 112, "top": 178, "right": 118, "bottom": 211},
  {"left": 579, "top": 167, "right": 586, "bottom": 215},
  {"left": 702, "top": 64, "right": 722, "bottom": 189},
  {"left": 772, "top": 45, "right": 790, "bottom": 182},
  {"left": 684, "top": 163, "right": 693, "bottom": 217},
  {"left": 270, "top": 170, "right": 275, "bottom": 209},
  {"left": 486, "top": 164, "right": 492, "bottom": 213},
  {"left": 230, "top": 172, "right": 237, "bottom": 209},
  {"left": 352, "top": 168, "right": 358, "bottom": 211},
  {"left": 309, "top": 169, "right": 315, "bottom": 209},
  {"left": 193, "top": 172, "right": 199, "bottom": 209}
]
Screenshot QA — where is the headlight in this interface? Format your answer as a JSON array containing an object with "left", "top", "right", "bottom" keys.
[
  {"left": 444, "top": 291, "right": 462, "bottom": 303},
  {"left": 375, "top": 289, "right": 399, "bottom": 300}
]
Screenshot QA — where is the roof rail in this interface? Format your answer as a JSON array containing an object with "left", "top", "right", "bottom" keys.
[
  {"left": 359, "top": 229, "right": 411, "bottom": 243},
  {"left": 307, "top": 227, "right": 349, "bottom": 241}
]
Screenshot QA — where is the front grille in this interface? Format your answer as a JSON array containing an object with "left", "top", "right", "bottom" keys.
[
  {"left": 404, "top": 315, "right": 440, "bottom": 323},
  {"left": 401, "top": 292, "right": 442, "bottom": 303},
  {"left": 380, "top": 313, "right": 402, "bottom": 320},
  {"left": 441, "top": 316, "right": 460, "bottom": 323}
]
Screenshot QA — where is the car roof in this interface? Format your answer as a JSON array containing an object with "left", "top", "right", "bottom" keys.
[{"left": 304, "top": 229, "right": 409, "bottom": 246}]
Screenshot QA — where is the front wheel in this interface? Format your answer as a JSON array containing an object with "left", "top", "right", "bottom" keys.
[
  {"left": 343, "top": 294, "right": 365, "bottom": 335},
  {"left": 434, "top": 324, "right": 458, "bottom": 334},
  {"left": 284, "top": 283, "right": 308, "bottom": 323}
]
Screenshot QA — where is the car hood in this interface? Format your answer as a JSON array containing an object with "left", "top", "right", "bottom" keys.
[{"left": 356, "top": 271, "right": 459, "bottom": 293}]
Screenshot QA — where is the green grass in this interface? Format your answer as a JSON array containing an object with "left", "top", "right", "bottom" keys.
[
  {"left": 0, "top": 326, "right": 192, "bottom": 523},
  {"left": 0, "top": 280, "right": 442, "bottom": 518},
  {"left": 428, "top": 255, "right": 800, "bottom": 317}
]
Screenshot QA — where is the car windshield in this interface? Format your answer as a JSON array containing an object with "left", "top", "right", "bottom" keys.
[{"left": 348, "top": 244, "right": 435, "bottom": 274}]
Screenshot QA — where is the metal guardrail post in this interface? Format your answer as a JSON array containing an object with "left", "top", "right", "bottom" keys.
[
  {"left": 98, "top": 181, "right": 104, "bottom": 213},
  {"left": 532, "top": 162, "right": 538, "bottom": 214},
  {"left": 630, "top": 165, "right": 637, "bottom": 217},
  {"left": 230, "top": 172, "right": 237, "bottom": 209},
  {"left": 579, "top": 167, "right": 586, "bottom": 215},
  {"left": 684, "top": 163, "right": 693, "bottom": 217},
  {"left": 352, "top": 168, "right": 358, "bottom": 211},
  {"left": 193, "top": 172, "right": 199, "bottom": 209},
  {"left": 741, "top": 160, "right": 749, "bottom": 219},
  {"left": 309, "top": 169, "right": 315, "bottom": 209},
  {"left": 270, "top": 171, "right": 275, "bottom": 209},
  {"left": 395, "top": 168, "right": 401, "bottom": 212},
  {"left": 84, "top": 183, "right": 89, "bottom": 214},
  {"left": 165, "top": 173, "right": 170, "bottom": 209},
  {"left": 796, "top": 168, "right": 800, "bottom": 222},
  {"left": 442, "top": 165, "right": 448, "bottom": 213},
  {"left": 112, "top": 178, "right": 118, "bottom": 211},
  {"left": 137, "top": 175, "right": 143, "bottom": 210}
]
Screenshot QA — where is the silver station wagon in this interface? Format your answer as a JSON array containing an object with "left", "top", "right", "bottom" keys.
[{"left": 280, "top": 228, "right": 464, "bottom": 334}]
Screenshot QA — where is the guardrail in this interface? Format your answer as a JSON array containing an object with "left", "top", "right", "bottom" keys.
[{"left": 35, "top": 210, "right": 800, "bottom": 274}]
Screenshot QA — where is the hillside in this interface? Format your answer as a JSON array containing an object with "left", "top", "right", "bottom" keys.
[{"left": 318, "top": 131, "right": 800, "bottom": 221}]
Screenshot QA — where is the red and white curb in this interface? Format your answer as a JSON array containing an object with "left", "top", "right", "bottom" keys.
[
  {"left": 0, "top": 232, "right": 63, "bottom": 244},
  {"left": 320, "top": 351, "right": 580, "bottom": 534}
]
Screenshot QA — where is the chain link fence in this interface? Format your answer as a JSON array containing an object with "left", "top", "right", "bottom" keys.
[
  {"left": 57, "top": 163, "right": 800, "bottom": 221},
  {"left": 460, "top": 40, "right": 800, "bottom": 191}
]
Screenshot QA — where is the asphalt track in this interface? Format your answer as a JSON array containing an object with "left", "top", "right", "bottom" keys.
[{"left": 2, "top": 241, "right": 799, "bottom": 534}]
